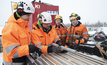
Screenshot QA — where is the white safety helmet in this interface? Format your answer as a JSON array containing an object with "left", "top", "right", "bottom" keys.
[
  {"left": 13, "top": 0, "right": 35, "bottom": 13},
  {"left": 40, "top": 12, "right": 52, "bottom": 23}
]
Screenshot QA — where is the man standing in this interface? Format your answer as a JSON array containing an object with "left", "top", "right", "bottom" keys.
[
  {"left": 53, "top": 15, "right": 67, "bottom": 46},
  {"left": 31, "top": 12, "right": 63, "bottom": 53},
  {"left": 65, "top": 13, "right": 89, "bottom": 48},
  {"left": 2, "top": 0, "right": 41, "bottom": 65}
]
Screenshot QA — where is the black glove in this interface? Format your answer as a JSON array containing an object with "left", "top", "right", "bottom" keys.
[
  {"left": 29, "top": 45, "right": 42, "bottom": 56},
  {"left": 47, "top": 46, "right": 61, "bottom": 53},
  {"left": 56, "top": 40, "right": 62, "bottom": 46},
  {"left": 47, "top": 46, "right": 53, "bottom": 53},
  {"left": 61, "top": 50, "right": 68, "bottom": 53},
  {"left": 73, "top": 43, "right": 79, "bottom": 50},
  {"left": 52, "top": 47, "right": 62, "bottom": 53}
]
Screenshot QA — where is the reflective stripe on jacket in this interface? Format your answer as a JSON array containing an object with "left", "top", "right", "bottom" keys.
[
  {"left": 31, "top": 23, "right": 60, "bottom": 53},
  {"left": 53, "top": 25, "right": 67, "bottom": 46},
  {"left": 66, "top": 21, "right": 89, "bottom": 45},
  {"left": 2, "top": 13, "right": 30, "bottom": 63}
]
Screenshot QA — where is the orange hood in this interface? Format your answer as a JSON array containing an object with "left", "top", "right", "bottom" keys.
[{"left": 7, "top": 13, "right": 29, "bottom": 27}]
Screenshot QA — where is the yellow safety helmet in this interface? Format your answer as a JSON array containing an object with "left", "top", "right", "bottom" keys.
[
  {"left": 69, "top": 13, "right": 80, "bottom": 20},
  {"left": 54, "top": 15, "right": 63, "bottom": 23},
  {"left": 55, "top": 15, "right": 62, "bottom": 19}
]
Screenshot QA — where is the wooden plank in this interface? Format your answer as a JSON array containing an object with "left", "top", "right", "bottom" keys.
[
  {"left": 45, "top": 54, "right": 63, "bottom": 65},
  {"left": 58, "top": 53, "right": 86, "bottom": 65},
  {"left": 38, "top": 52, "right": 107, "bottom": 65},
  {"left": 66, "top": 53, "right": 99, "bottom": 65},
  {"left": 49, "top": 53, "right": 69, "bottom": 65},
  {"left": 42, "top": 54, "right": 56, "bottom": 65},
  {"left": 52, "top": 53, "right": 77, "bottom": 65},
  {"left": 39, "top": 57, "right": 50, "bottom": 65},
  {"left": 78, "top": 52, "right": 106, "bottom": 62},
  {"left": 71, "top": 52, "right": 107, "bottom": 65}
]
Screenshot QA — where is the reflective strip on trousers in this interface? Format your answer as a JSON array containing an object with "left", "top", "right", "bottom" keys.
[
  {"left": 35, "top": 43, "right": 41, "bottom": 46},
  {"left": 58, "top": 35, "right": 66, "bottom": 37},
  {"left": 61, "top": 35, "right": 66, "bottom": 37},
  {"left": 58, "top": 35, "right": 61, "bottom": 37},
  {"left": 66, "top": 40, "right": 75, "bottom": 44},
  {"left": 82, "top": 32, "right": 88, "bottom": 35},
  {"left": 3, "top": 60, "right": 24, "bottom": 65},
  {"left": 66, "top": 40, "right": 69, "bottom": 42},
  {"left": 5, "top": 44, "right": 19, "bottom": 54},
  {"left": 84, "top": 37, "right": 88, "bottom": 40},
  {"left": 53, "top": 37, "right": 59, "bottom": 43},
  {"left": 47, "top": 44, "right": 52, "bottom": 46},
  {"left": 67, "top": 33, "right": 81, "bottom": 38}
]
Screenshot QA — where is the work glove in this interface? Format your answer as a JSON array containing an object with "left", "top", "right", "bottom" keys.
[
  {"left": 29, "top": 45, "right": 42, "bottom": 56},
  {"left": 75, "top": 38, "right": 85, "bottom": 44},
  {"left": 61, "top": 50, "right": 68, "bottom": 53},
  {"left": 47, "top": 46, "right": 62, "bottom": 53},
  {"left": 56, "top": 40, "right": 62, "bottom": 46},
  {"left": 52, "top": 47, "right": 62, "bottom": 53}
]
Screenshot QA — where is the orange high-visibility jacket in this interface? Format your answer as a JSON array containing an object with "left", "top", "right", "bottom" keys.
[
  {"left": 66, "top": 21, "right": 89, "bottom": 46},
  {"left": 2, "top": 13, "right": 30, "bottom": 63},
  {"left": 31, "top": 23, "right": 60, "bottom": 53},
  {"left": 53, "top": 25, "right": 67, "bottom": 46},
  {"left": 33, "top": 21, "right": 38, "bottom": 29}
]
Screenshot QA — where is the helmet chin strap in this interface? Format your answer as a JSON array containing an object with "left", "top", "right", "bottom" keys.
[{"left": 16, "top": 12, "right": 23, "bottom": 20}]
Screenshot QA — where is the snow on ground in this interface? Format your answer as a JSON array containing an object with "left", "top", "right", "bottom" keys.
[
  {"left": 88, "top": 31, "right": 96, "bottom": 35},
  {"left": 0, "top": 53, "right": 3, "bottom": 65},
  {"left": 83, "top": 52, "right": 103, "bottom": 60},
  {"left": 87, "top": 27, "right": 107, "bottom": 35}
]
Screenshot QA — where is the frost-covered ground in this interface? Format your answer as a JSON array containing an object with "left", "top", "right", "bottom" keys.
[
  {"left": 87, "top": 27, "right": 107, "bottom": 35},
  {"left": 83, "top": 52, "right": 102, "bottom": 60}
]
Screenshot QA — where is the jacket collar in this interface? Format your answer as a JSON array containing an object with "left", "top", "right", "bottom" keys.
[
  {"left": 55, "top": 24, "right": 64, "bottom": 28},
  {"left": 71, "top": 21, "right": 81, "bottom": 27},
  {"left": 37, "top": 20, "right": 52, "bottom": 33},
  {"left": 7, "top": 12, "right": 29, "bottom": 27}
]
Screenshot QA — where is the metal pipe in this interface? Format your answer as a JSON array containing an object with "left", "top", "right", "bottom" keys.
[{"left": 51, "top": 43, "right": 77, "bottom": 53}]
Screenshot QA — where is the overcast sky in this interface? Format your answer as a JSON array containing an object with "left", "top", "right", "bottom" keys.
[{"left": 0, "top": 0, "right": 107, "bottom": 26}]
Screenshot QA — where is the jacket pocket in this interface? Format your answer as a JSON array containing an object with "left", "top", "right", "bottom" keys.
[
  {"left": 39, "top": 35, "right": 45, "bottom": 45},
  {"left": 19, "top": 34, "right": 28, "bottom": 45}
]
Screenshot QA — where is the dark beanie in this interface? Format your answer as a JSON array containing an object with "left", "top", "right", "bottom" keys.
[{"left": 17, "top": 8, "right": 31, "bottom": 16}]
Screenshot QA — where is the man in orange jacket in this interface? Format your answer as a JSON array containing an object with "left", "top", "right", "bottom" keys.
[
  {"left": 31, "top": 12, "right": 64, "bottom": 53},
  {"left": 65, "top": 13, "right": 89, "bottom": 48},
  {"left": 2, "top": 0, "right": 41, "bottom": 65},
  {"left": 53, "top": 15, "right": 67, "bottom": 46},
  {"left": 33, "top": 14, "right": 42, "bottom": 29}
]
